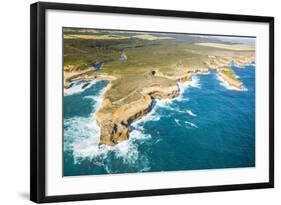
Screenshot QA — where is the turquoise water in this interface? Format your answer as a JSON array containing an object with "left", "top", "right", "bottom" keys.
[{"left": 63, "top": 65, "right": 255, "bottom": 176}]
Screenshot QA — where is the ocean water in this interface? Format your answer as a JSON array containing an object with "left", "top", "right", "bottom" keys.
[{"left": 63, "top": 65, "right": 255, "bottom": 176}]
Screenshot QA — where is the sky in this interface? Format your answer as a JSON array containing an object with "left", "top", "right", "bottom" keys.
[{"left": 196, "top": 35, "right": 256, "bottom": 45}]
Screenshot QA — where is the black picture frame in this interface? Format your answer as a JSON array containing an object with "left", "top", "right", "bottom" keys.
[{"left": 30, "top": 1, "right": 274, "bottom": 203}]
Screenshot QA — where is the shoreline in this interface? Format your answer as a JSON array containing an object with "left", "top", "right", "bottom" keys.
[
  {"left": 64, "top": 62, "right": 252, "bottom": 146},
  {"left": 216, "top": 73, "right": 244, "bottom": 91},
  {"left": 217, "top": 71, "right": 243, "bottom": 90},
  {"left": 129, "top": 76, "right": 198, "bottom": 128},
  {"left": 64, "top": 68, "right": 117, "bottom": 89},
  {"left": 99, "top": 72, "right": 198, "bottom": 145},
  {"left": 63, "top": 66, "right": 255, "bottom": 176}
]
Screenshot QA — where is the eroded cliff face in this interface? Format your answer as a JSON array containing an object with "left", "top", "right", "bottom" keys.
[
  {"left": 64, "top": 54, "right": 254, "bottom": 146},
  {"left": 96, "top": 82, "right": 181, "bottom": 145}
]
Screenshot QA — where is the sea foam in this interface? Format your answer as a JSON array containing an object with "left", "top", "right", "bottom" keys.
[
  {"left": 216, "top": 74, "right": 248, "bottom": 91},
  {"left": 64, "top": 80, "right": 100, "bottom": 96},
  {"left": 65, "top": 74, "right": 201, "bottom": 173},
  {"left": 184, "top": 121, "right": 198, "bottom": 128},
  {"left": 178, "top": 75, "right": 201, "bottom": 92},
  {"left": 64, "top": 83, "right": 109, "bottom": 161},
  {"left": 186, "top": 109, "right": 197, "bottom": 117},
  {"left": 174, "top": 119, "right": 182, "bottom": 127},
  {"left": 64, "top": 83, "right": 151, "bottom": 173}
]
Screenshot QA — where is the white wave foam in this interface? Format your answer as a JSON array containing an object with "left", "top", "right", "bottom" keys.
[
  {"left": 155, "top": 98, "right": 173, "bottom": 108},
  {"left": 247, "top": 63, "right": 256, "bottom": 67},
  {"left": 113, "top": 140, "right": 139, "bottom": 163},
  {"left": 154, "top": 138, "right": 162, "bottom": 144},
  {"left": 148, "top": 115, "right": 161, "bottom": 122},
  {"left": 64, "top": 80, "right": 100, "bottom": 96},
  {"left": 155, "top": 100, "right": 180, "bottom": 114},
  {"left": 65, "top": 116, "right": 151, "bottom": 173},
  {"left": 145, "top": 75, "right": 198, "bottom": 114},
  {"left": 235, "top": 74, "right": 240, "bottom": 79},
  {"left": 65, "top": 84, "right": 151, "bottom": 172},
  {"left": 178, "top": 75, "right": 201, "bottom": 92},
  {"left": 216, "top": 74, "right": 248, "bottom": 91},
  {"left": 157, "top": 102, "right": 197, "bottom": 118},
  {"left": 184, "top": 121, "right": 198, "bottom": 128},
  {"left": 233, "top": 63, "right": 256, "bottom": 69},
  {"left": 174, "top": 119, "right": 182, "bottom": 127},
  {"left": 64, "top": 74, "right": 201, "bottom": 173},
  {"left": 152, "top": 99, "right": 193, "bottom": 119},
  {"left": 64, "top": 116, "right": 102, "bottom": 161},
  {"left": 175, "top": 97, "right": 190, "bottom": 103},
  {"left": 131, "top": 104, "right": 161, "bottom": 127},
  {"left": 106, "top": 129, "right": 151, "bottom": 171},
  {"left": 175, "top": 75, "right": 201, "bottom": 102},
  {"left": 190, "top": 75, "right": 201, "bottom": 88},
  {"left": 64, "top": 84, "right": 109, "bottom": 161},
  {"left": 186, "top": 109, "right": 197, "bottom": 117},
  {"left": 197, "top": 71, "right": 210, "bottom": 75}
]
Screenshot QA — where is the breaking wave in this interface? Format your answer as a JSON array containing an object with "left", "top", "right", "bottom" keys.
[
  {"left": 64, "top": 80, "right": 101, "bottom": 96},
  {"left": 216, "top": 74, "right": 248, "bottom": 91},
  {"left": 65, "top": 113, "right": 151, "bottom": 173},
  {"left": 64, "top": 64, "right": 255, "bottom": 176},
  {"left": 177, "top": 75, "right": 201, "bottom": 92},
  {"left": 186, "top": 109, "right": 197, "bottom": 117},
  {"left": 174, "top": 119, "right": 182, "bottom": 127},
  {"left": 64, "top": 83, "right": 151, "bottom": 173},
  {"left": 64, "top": 82, "right": 108, "bottom": 161},
  {"left": 184, "top": 121, "right": 198, "bottom": 128}
]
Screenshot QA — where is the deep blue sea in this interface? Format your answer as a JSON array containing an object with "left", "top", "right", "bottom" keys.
[{"left": 63, "top": 65, "right": 255, "bottom": 176}]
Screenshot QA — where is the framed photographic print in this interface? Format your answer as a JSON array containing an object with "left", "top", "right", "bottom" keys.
[{"left": 30, "top": 1, "right": 274, "bottom": 203}]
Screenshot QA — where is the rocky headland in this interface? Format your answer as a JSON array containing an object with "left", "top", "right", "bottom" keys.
[
  {"left": 64, "top": 54, "right": 253, "bottom": 145},
  {"left": 63, "top": 29, "right": 255, "bottom": 146}
]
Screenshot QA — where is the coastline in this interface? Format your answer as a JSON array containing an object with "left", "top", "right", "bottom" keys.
[
  {"left": 64, "top": 60, "right": 252, "bottom": 146},
  {"left": 63, "top": 63, "right": 255, "bottom": 176},
  {"left": 64, "top": 67, "right": 117, "bottom": 89},
  {"left": 217, "top": 71, "right": 243, "bottom": 90},
  {"left": 63, "top": 28, "right": 256, "bottom": 175}
]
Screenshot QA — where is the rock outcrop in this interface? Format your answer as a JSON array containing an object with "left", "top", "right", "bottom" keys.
[
  {"left": 218, "top": 71, "right": 243, "bottom": 90},
  {"left": 96, "top": 83, "right": 180, "bottom": 145},
  {"left": 64, "top": 54, "right": 254, "bottom": 145}
]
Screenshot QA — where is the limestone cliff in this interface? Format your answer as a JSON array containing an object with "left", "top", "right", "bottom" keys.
[
  {"left": 96, "top": 83, "right": 180, "bottom": 145},
  {"left": 64, "top": 55, "right": 254, "bottom": 145}
]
